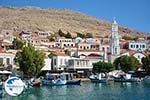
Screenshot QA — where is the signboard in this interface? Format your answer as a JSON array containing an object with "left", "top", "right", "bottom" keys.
[{"left": 4, "top": 77, "right": 25, "bottom": 96}]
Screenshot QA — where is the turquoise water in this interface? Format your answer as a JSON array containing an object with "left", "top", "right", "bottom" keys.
[{"left": 2, "top": 82, "right": 150, "bottom": 100}]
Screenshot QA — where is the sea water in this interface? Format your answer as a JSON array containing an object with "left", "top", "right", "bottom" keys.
[{"left": 2, "top": 81, "right": 150, "bottom": 100}]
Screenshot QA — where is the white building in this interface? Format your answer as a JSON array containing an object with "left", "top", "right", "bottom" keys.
[
  {"left": 77, "top": 50, "right": 101, "bottom": 56},
  {"left": 67, "top": 54, "right": 102, "bottom": 77},
  {"left": 0, "top": 52, "right": 16, "bottom": 68},
  {"left": 37, "top": 31, "right": 50, "bottom": 37},
  {"left": 56, "top": 38, "right": 75, "bottom": 49},
  {"left": 19, "top": 31, "right": 32, "bottom": 41},
  {"left": 49, "top": 52, "right": 70, "bottom": 70},
  {"left": 68, "top": 59, "right": 92, "bottom": 70},
  {"left": 120, "top": 49, "right": 148, "bottom": 63},
  {"left": 128, "top": 41, "right": 147, "bottom": 51},
  {"left": 41, "top": 58, "right": 52, "bottom": 71},
  {"left": 132, "top": 52, "right": 146, "bottom": 63}
]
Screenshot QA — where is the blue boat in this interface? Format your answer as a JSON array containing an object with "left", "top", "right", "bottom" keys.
[
  {"left": 42, "top": 73, "right": 81, "bottom": 86},
  {"left": 42, "top": 73, "right": 59, "bottom": 86},
  {"left": 66, "top": 80, "right": 81, "bottom": 85},
  {"left": 52, "top": 78, "right": 67, "bottom": 85}
]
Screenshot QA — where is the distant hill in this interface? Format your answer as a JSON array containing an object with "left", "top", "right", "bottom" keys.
[{"left": 0, "top": 6, "right": 147, "bottom": 37}]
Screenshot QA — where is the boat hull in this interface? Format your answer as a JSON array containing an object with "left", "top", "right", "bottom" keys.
[
  {"left": 52, "top": 79, "right": 67, "bottom": 85},
  {"left": 89, "top": 78, "right": 107, "bottom": 83},
  {"left": 114, "top": 77, "right": 137, "bottom": 82},
  {"left": 31, "top": 82, "right": 41, "bottom": 87},
  {"left": 66, "top": 80, "right": 81, "bottom": 85},
  {"left": 143, "top": 76, "right": 150, "bottom": 84}
]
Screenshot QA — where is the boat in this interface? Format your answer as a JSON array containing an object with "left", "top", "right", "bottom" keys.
[
  {"left": 60, "top": 72, "right": 81, "bottom": 85},
  {"left": 113, "top": 74, "right": 139, "bottom": 82},
  {"left": 89, "top": 73, "right": 107, "bottom": 83},
  {"left": 143, "top": 76, "right": 150, "bottom": 84},
  {"left": 52, "top": 78, "right": 67, "bottom": 85},
  {"left": 42, "top": 72, "right": 81, "bottom": 86},
  {"left": 42, "top": 73, "right": 59, "bottom": 86},
  {"left": 28, "top": 78, "right": 41, "bottom": 87},
  {"left": 66, "top": 80, "right": 81, "bottom": 85}
]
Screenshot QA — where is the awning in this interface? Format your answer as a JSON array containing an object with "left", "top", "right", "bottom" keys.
[
  {"left": 41, "top": 59, "right": 51, "bottom": 71},
  {"left": 0, "top": 70, "right": 12, "bottom": 74}
]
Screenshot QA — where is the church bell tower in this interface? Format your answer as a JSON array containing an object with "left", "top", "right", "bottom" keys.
[{"left": 110, "top": 19, "right": 120, "bottom": 56}]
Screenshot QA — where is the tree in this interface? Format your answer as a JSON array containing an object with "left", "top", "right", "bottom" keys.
[
  {"left": 147, "top": 35, "right": 150, "bottom": 40},
  {"left": 76, "top": 32, "right": 85, "bottom": 38},
  {"left": 65, "top": 32, "right": 72, "bottom": 38},
  {"left": 85, "top": 33, "right": 93, "bottom": 38},
  {"left": 93, "top": 61, "right": 115, "bottom": 73},
  {"left": 48, "top": 36, "right": 55, "bottom": 42},
  {"left": 15, "top": 44, "right": 45, "bottom": 77},
  {"left": 142, "top": 56, "right": 150, "bottom": 74},
  {"left": 113, "top": 55, "right": 140, "bottom": 72},
  {"left": 122, "top": 35, "right": 133, "bottom": 40},
  {"left": 13, "top": 38, "right": 25, "bottom": 49},
  {"left": 58, "top": 29, "right": 65, "bottom": 37}
]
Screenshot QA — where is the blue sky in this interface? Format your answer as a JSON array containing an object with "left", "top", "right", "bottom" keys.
[{"left": 0, "top": 0, "right": 150, "bottom": 33}]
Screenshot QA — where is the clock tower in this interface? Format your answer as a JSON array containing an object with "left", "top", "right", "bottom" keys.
[{"left": 110, "top": 19, "right": 120, "bottom": 56}]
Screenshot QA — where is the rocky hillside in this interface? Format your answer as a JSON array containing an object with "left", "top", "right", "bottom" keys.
[{"left": 0, "top": 6, "right": 146, "bottom": 37}]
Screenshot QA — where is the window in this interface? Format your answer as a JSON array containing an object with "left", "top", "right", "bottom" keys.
[
  {"left": 102, "top": 47, "right": 105, "bottom": 51},
  {"left": 6, "top": 58, "right": 10, "bottom": 65},
  {"left": 77, "top": 61, "right": 79, "bottom": 66},
  {"left": 131, "top": 45, "right": 133, "bottom": 48},
  {"left": 0, "top": 58, "right": 3, "bottom": 65},
  {"left": 115, "top": 48, "right": 117, "bottom": 54},
  {"left": 64, "top": 59, "right": 67, "bottom": 64},
  {"left": 107, "top": 47, "right": 109, "bottom": 51},
  {"left": 136, "top": 45, "right": 139, "bottom": 48},
  {"left": 54, "top": 59, "right": 56, "bottom": 65},
  {"left": 60, "top": 59, "right": 63, "bottom": 65},
  {"left": 142, "top": 45, "right": 145, "bottom": 48}
]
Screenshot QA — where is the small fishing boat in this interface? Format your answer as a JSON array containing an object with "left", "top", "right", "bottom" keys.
[
  {"left": 60, "top": 73, "right": 81, "bottom": 85},
  {"left": 89, "top": 73, "right": 107, "bottom": 83},
  {"left": 28, "top": 78, "right": 41, "bottom": 87}
]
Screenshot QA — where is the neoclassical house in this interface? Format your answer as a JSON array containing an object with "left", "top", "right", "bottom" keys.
[
  {"left": 0, "top": 51, "right": 16, "bottom": 69},
  {"left": 49, "top": 52, "right": 71, "bottom": 70}
]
